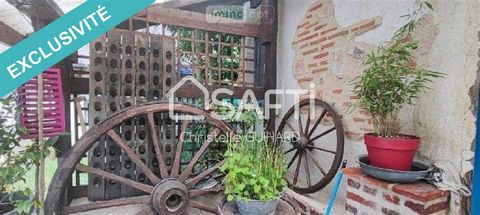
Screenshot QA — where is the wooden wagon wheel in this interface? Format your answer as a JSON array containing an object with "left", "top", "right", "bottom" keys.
[
  {"left": 276, "top": 99, "right": 344, "bottom": 194},
  {"left": 45, "top": 102, "right": 234, "bottom": 215}
]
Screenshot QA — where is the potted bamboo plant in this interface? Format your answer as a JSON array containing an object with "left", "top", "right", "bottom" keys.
[
  {"left": 352, "top": 2, "right": 444, "bottom": 171},
  {"left": 220, "top": 134, "right": 287, "bottom": 215}
]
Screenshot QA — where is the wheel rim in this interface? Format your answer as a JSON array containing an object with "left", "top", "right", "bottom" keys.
[
  {"left": 277, "top": 99, "right": 344, "bottom": 194},
  {"left": 45, "top": 102, "right": 233, "bottom": 214}
]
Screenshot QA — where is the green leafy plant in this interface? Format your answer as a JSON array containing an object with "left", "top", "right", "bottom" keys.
[
  {"left": 0, "top": 94, "right": 57, "bottom": 213},
  {"left": 220, "top": 134, "right": 286, "bottom": 201},
  {"left": 351, "top": 1, "right": 444, "bottom": 137}
]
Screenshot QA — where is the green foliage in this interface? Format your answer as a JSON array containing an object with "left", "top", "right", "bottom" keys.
[
  {"left": 214, "top": 102, "right": 258, "bottom": 130},
  {"left": 351, "top": 1, "right": 444, "bottom": 137},
  {"left": 220, "top": 135, "right": 287, "bottom": 201},
  {"left": 168, "top": 26, "right": 241, "bottom": 81},
  {"left": 0, "top": 94, "right": 57, "bottom": 213}
]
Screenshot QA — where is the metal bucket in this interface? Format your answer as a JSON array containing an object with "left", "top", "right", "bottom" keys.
[{"left": 235, "top": 198, "right": 279, "bottom": 215}]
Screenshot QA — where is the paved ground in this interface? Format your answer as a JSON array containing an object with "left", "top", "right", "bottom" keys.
[{"left": 69, "top": 189, "right": 342, "bottom": 215}]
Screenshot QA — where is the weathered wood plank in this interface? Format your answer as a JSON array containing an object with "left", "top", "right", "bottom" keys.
[
  {"left": 144, "top": 7, "right": 259, "bottom": 37},
  {"left": 0, "top": 21, "right": 23, "bottom": 46}
]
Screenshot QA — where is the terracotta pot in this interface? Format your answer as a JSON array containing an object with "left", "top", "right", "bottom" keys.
[{"left": 364, "top": 133, "right": 421, "bottom": 171}]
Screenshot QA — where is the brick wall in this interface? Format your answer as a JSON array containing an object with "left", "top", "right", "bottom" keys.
[
  {"left": 291, "top": 0, "right": 382, "bottom": 140},
  {"left": 343, "top": 167, "right": 450, "bottom": 215}
]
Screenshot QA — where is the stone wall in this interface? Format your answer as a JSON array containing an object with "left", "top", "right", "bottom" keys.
[{"left": 277, "top": 0, "right": 479, "bottom": 212}]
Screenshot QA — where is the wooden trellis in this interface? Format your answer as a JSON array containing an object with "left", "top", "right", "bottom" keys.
[{"left": 88, "top": 29, "right": 177, "bottom": 200}]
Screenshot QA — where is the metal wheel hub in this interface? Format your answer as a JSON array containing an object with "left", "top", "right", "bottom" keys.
[{"left": 151, "top": 179, "right": 189, "bottom": 215}]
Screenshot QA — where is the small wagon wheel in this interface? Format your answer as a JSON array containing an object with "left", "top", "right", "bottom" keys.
[
  {"left": 277, "top": 99, "right": 344, "bottom": 194},
  {"left": 45, "top": 102, "right": 234, "bottom": 215}
]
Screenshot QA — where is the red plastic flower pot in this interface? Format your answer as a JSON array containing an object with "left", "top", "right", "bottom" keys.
[{"left": 364, "top": 133, "right": 421, "bottom": 171}]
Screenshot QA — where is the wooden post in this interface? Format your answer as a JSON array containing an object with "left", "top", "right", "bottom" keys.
[{"left": 259, "top": 0, "right": 278, "bottom": 134}]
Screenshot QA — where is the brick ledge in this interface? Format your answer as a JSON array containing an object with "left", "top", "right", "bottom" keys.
[{"left": 343, "top": 167, "right": 449, "bottom": 202}]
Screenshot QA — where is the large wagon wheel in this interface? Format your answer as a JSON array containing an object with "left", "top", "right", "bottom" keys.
[
  {"left": 45, "top": 102, "right": 234, "bottom": 214},
  {"left": 277, "top": 99, "right": 344, "bottom": 194}
]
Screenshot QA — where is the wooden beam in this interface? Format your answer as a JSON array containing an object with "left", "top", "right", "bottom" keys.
[
  {"left": 6, "top": 0, "right": 63, "bottom": 24},
  {"left": 179, "top": 0, "right": 249, "bottom": 13},
  {"left": 158, "top": 0, "right": 209, "bottom": 9},
  {"left": 145, "top": 6, "right": 259, "bottom": 37},
  {"left": 0, "top": 21, "right": 24, "bottom": 46},
  {"left": 172, "top": 83, "right": 265, "bottom": 99},
  {"left": 261, "top": 0, "right": 278, "bottom": 133}
]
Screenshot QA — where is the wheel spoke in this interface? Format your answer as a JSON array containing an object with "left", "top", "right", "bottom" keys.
[
  {"left": 306, "top": 150, "right": 327, "bottom": 176},
  {"left": 310, "top": 127, "right": 336, "bottom": 143},
  {"left": 107, "top": 129, "right": 160, "bottom": 184},
  {"left": 284, "top": 147, "right": 296, "bottom": 155},
  {"left": 308, "top": 109, "right": 327, "bottom": 138},
  {"left": 171, "top": 120, "right": 190, "bottom": 177},
  {"left": 147, "top": 113, "right": 169, "bottom": 179},
  {"left": 297, "top": 111, "right": 304, "bottom": 137},
  {"left": 189, "top": 200, "right": 218, "bottom": 214},
  {"left": 308, "top": 145, "right": 337, "bottom": 155},
  {"left": 76, "top": 164, "right": 153, "bottom": 193},
  {"left": 62, "top": 195, "right": 150, "bottom": 214},
  {"left": 304, "top": 154, "right": 311, "bottom": 187},
  {"left": 179, "top": 128, "right": 221, "bottom": 181},
  {"left": 305, "top": 106, "right": 311, "bottom": 136},
  {"left": 285, "top": 121, "right": 299, "bottom": 137},
  {"left": 189, "top": 185, "right": 224, "bottom": 198},
  {"left": 186, "top": 160, "right": 225, "bottom": 189},
  {"left": 287, "top": 151, "right": 299, "bottom": 169},
  {"left": 293, "top": 152, "right": 303, "bottom": 185}
]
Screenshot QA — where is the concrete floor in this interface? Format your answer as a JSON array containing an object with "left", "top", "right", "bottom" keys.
[{"left": 68, "top": 189, "right": 343, "bottom": 215}]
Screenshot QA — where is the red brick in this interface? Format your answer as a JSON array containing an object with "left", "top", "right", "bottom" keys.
[
  {"left": 345, "top": 131, "right": 360, "bottom": 137},
  {"left": 313, "top": 68, "right": 328, "bottom": 73},
  {"left": 309, "top": 3, "right": 323, "bottom": 12},
  {"left": 383, "top": 193, "right": 400, "bottom": 205},
  {"left": 307, "top": 63, "right": 317, "bottom": 68},
  {"left": 299, "top": 43, "right": 309, "bottom": 49},
  {"left": 347, "top": 191, "right": 376, "bottom": 209},
  {"left": 332, "top": 89, "right": 343, "bottom": 94},
  {"left": 404, "top": 200, "right": 449, "bottom": 215},
  {"left": 350, "top": 95, "right": 360, "bottom": 99},
  {"left": 298, "top": 30, "right": 311, "bottom": 37},
  {"left": 358, "top": 20, "right": 377, "bottom": 31},
  {"left": 298, "top": 77, "right": 313, "bottom": 82},
  {"left": 381, "top": 207, "right": 400, "bottom": 215},
  {"left": 310, "top": 209, "right": 321, "bottom": 215},
  {"left": 345, "top": 203, "right": 358, "bottom": 215},
  {"left": 306, "top": 14, "right": 313, "bottom": 19},
  {"left": 296, "top": 199, "right": 307, "bottom": 212},
  {"left": 363, "top": 185, "right": 377, "bottom": 195},
  {"left": 348, "top": 178, "right": 361, "bottom": 189},
  {"left": 313, "top": 52, "right": 328, "bottom": 59},
  {"left": 328, "top": 30, "right": 349, "bottom": 39},
  {"left": 353, "top": 118, "right": 365, "bottom": 122},
  {"left": 321, "top": 27, "right": 337, "bottom": 35},
  {"left": 392, "top": 182, "right": 449, "bottom": 202},
  {"left": 343, "top": 167, "right": 391, "bottom": 189},
  {"left": 321, "top": 41, "right": 335, "bottom": 49},
  {"left": 303, "top": 33, "right": 319, "bottom": 41},
  {"left": 303, "top": 47, "right": 319, "bottom": 56},
  {"left": 314, "top": 23, "right": 327, "bottom": 31},
  {"left": 310, "top": 37, "right": 326, "bottom": 46},
  {"left": 297, "top": 21, "right": 310, "bottom": 29},
  {"left": 304, "top": 21, "right": 319, "bottom": 30},
  {"left": 352, "top": 20, "right": 378, "bottom": 34},
  {"left": 319, "top": 60, "right": 328, "bottom": 65}
]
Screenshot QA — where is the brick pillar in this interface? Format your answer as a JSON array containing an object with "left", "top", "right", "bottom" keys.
[{"left": 343, "top": 167, "right": 450, "bottom": 215}]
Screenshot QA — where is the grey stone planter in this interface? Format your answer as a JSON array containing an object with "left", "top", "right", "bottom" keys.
[{"left": 235, "top": 198, "right": 280, "bottom": 215}]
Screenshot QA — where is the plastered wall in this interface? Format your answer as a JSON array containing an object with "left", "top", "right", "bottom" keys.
[{"left": 277, "top": 0, "right": 479, "bottom": 211}]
